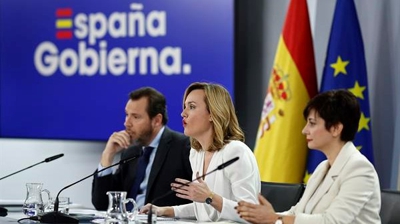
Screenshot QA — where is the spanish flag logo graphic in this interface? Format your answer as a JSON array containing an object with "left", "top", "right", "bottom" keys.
[{"left": 55, "top": 8, "right": 73, "bottom": 39}]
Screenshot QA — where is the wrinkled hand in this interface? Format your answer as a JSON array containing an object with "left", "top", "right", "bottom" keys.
[
  {"left": 171, "top": 172, "right": 211, "bottom": 203},
  {"left": 101, "top": 130, "right": 131, "bottom": 166},
  {"left": 236, "top": 194, "right": 277, "bottom": 224}
]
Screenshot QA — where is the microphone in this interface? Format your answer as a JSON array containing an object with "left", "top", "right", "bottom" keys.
[
  {"left": 0, "top": 153, "right": 64, "bottom": 181},
  {"left": 34, "top": 155, "right": 140, "bottom": 223},
  {"left": 147, "top": 156, "right": 240, "bottom": 223},
  {"left": 0, "top": 153, "right": 64, "bottom": 217},
  {"left": 44, "top": 154, "right": 64, "bottom": 163}
]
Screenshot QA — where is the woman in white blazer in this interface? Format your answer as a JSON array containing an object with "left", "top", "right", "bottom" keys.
[
  {"left": 141, "top": 82, "right": 261, "bottom": 222},
  {"left": 236, "top": 89, "right": 381, "bottom": 224}
]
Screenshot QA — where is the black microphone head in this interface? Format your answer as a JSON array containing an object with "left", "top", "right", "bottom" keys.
[
  {"left": 44, "top": 154, "right": 64, "bottom": 163},
  {"left": 217, "top": 157, "right": 239, "bottom": 170},
  {"left": 121, "top": 154, "right": 141, "bottom": 165}
]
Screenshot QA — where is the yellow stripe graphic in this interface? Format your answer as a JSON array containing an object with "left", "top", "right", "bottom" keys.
[{"left": 56, "top": 19, "right": 72, "bottom": 29}]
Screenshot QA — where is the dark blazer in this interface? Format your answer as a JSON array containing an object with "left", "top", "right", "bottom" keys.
[{"left": 91, "top": 127, "right": 192, "bottom": 210}]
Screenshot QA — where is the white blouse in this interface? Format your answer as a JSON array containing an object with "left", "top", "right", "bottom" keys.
[{"left": 172, "top": 140, "right": 261, "bottom": 222}]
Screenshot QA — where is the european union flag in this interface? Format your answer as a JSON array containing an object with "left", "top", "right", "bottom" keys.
[{"left": 304, "top": 0, "right": 374, "bottom": 182}]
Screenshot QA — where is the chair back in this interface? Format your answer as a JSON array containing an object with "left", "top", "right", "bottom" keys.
[
  {"left": 380, "top": 189, "right": 400, "bottom": 224},
  {"left": 260, "top": 181, "right": 305, "bottom": 212}
]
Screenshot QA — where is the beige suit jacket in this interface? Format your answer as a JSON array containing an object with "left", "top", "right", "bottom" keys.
[{"left": 284, "top": 142, "right": 381, "bottom": 224}]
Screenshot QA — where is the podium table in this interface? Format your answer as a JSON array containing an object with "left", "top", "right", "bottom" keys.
[{"left": 1, "top": 206, "right": 237, "bottom": 224}]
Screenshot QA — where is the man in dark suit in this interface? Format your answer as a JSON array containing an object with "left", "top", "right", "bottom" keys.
[{"left": 91, "top": 87, "right": 192, "bottom": 210}]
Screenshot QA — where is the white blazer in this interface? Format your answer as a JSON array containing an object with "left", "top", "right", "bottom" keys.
[
  {"left": 284, "top": 142, "right": 381, "bottom": 224},
  {"left": 173, "top": 140, "right": 261, "bottom": 222}
]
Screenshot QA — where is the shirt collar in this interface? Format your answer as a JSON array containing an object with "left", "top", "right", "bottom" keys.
[{"left": 145, "top": 126, "right": 165, "bottom": 150}]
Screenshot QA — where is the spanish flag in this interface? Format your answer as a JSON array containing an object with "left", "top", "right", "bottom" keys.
[{"left": 254, "top": 0, "right": 318, "bottom": 183}]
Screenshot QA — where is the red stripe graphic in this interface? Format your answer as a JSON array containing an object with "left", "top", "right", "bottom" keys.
[
  {"left": 56, "top": 8, "right": 72, "bottom": 17},
  {"left": 56, "top": 30, "right": 73, "bottom": 39}
]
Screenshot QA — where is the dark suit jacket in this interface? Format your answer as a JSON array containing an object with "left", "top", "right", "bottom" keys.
[{"left": 91, "top": 127, "right": 192, "bottom": 210}]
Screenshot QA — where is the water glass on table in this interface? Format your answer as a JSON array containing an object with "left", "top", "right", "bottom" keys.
[{"left": 45, "top": 196, "right": 70, "bottom": 214}]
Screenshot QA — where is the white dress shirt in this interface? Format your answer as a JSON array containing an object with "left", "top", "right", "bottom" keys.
[{"left": 173, "top": 140, "right": 261, "bottom": 222}]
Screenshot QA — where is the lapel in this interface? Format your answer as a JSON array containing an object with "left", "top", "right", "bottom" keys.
[
  {"left": 298, "top": 161, "right": 330, "bottom": 212},
  {"left": 145, "top": 127, "right": 172, "bottom": 197},
  {"left": 304, "top": 142, "right": 356, "bottom": 213}
]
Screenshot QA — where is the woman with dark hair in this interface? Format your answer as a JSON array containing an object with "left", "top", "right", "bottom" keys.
[{"left": 236, "top": 89, "right": 381, "bottom": 224}]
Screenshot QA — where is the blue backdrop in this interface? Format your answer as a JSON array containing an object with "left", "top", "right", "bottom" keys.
[{"left": 0, "top": 0, "right": 234, "bottom": 140}]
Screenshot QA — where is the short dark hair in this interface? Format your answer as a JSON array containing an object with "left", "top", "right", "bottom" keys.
[
  {"left": 129, "top": 87, "right": 168, "bottom": 125},
  {"left": 303, "top": 89, "right": 360, "bottom": 141}
]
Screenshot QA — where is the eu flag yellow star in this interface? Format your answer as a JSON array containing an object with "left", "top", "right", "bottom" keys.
[
  {"left": 349, "top": 81, "right": 366, "bottom": 99},
  {"left": 330, "top": 56, "right": 350, "bottom": 77},
  {"left": 358, "top": 112, "right": 370, "bottom": 132}
]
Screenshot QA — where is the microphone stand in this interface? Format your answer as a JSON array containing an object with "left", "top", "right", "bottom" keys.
[
  {"left": 0, "top": 153, "right": 64, "bottom": 217},
  {"left": 148, "top": 156, "right": 240, "bottom": 223},
  {"left": 37, "top": 155, "right": 139, "bottom": 223}
]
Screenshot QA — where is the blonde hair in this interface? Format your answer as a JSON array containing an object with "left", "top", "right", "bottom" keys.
[{"left": 183, "top": 82, "right": 245, "bottom": 151}]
